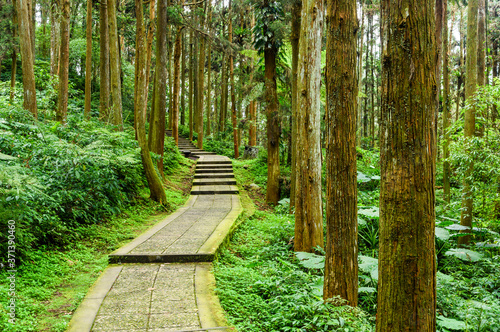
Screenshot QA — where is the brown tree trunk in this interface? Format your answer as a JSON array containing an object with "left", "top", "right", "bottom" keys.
[
  {"left": 57, "top": 0, "right": 70, "bottom": 123},
  {"left": 10, "top": 50, "right": 17, "bottom": 103},
  {"left": 294, "top": 0, "right": 323, "bottom": 252},
  {"left": 99, "top": 0, "right": 110, "bottom": 121},
  {"left": 324, "top": 0, "right": 358, "bottom": 306},
  {"left": 50, "top": 0, "right": 60, "bottom": 78},
  {"left": 435, "top": 0, "right": 444, "bottom": 138},
  {"left": 249, "top": 101, "right": 256, "bottom": 146},
  {"left": 357, "top": 5, "right": 365, "bottom": 147},
  {"left": 459, "top": 0, "right": 478, "bottom": 246},
  {"left": 149, "top": 0, "right": 168, "bottom": 176},
  {"left": 181, "top": 30, "right": 186, "bottom": 126},
  {"left": 290, "top": 0, "right": 301, "bottom": 210},
  {"left": 189, "top": 30, "right": 194, "bottom": 140},
  {"left": 84, "top": 0, "right": 92, "bottom": 120},
  {"left": 197, "top": 30, "right": 206, "bottom": 149},
  {"left": 264, "top": 7, "right": 280, "bottom": 205},
  {"left": 144, "top": 0, "right": 156, "bottom": 124},
  {"left": 229, "top": 5, "right": 238, "bottom": 158},
  {"left": 220, "top": 53, "right": 228, "bottom": 132},
  {"left": 16, "top": 0, "right": 38, "bottom": 118},
  {"left": 376, "top": 0, "right": 437, "bottom": 330},
  {"left": 172, "top": 27, "right": 184, "bottom": 146},
  {"left": 206, "top": 41, "right": 212, "bottom": 137},
  {"left": 369, "top": 14, "right": 375, "bottom": 148},
  {"left": 443, "top": 0, "right": 451, "bottom": 204},
  {"left": 134, "top": 0, "right": 166, "bottom": 203},
  {"left": 108, "top": 0, "right": 123, "bottom": 129},
  {"left": 476, "top": 0, "right": 486, "bottom": 136}
]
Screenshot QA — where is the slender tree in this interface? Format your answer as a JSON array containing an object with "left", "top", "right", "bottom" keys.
[
  {"left": 50, "top": 0, "right": 60, "bottom": 78},
  {"left": 15, "top": 0, "right": 37, "bottom": 118},
  {"left": 443, "top": 0, "right": 451, "bottom": 204},
  {"left": 323, "top": 0, "right": 358, "bottom": 305},
  {"left": 376, "top": 0, "right": 437, "bottom": 330},
  {"left": 134, "top": 0, "right": 167, "bottom": 203},
  {"left": 197, "top": 4, "right": 207, "bottom": 149},
  {"left": 229, "top": 2, "right": 239, "bottom": 158},
  {"left": 56, "top": 0, "right": 70, "bottom": 123},
  {"left": 172, "top": 26, "right": 184, "bottom": 145},
  {"left": 107, "top": 0, "right": 123, "bottom": 129},
  {"left": 99, "top": 0, "right": 110, "bottom": 121},
  {"left": 84, "top": 0, "right": 92, "bottom": 120},
  {"left": 294, "top": 0, "right": 323, "bottom": 252},
  {"left": 459, "top": 0, "right": 478, "bottom": 246}
]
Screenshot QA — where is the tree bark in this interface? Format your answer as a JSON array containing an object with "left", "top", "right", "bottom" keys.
[
  {"left": 149, "top": 0, "right": 168, "bottom": 177},
  {"left": 476, "top": 0, "right": 486, "bottom": 136},
  {"left": 99, "top": 0, "right": 110, "bottom": 121},
  {"left": 189, "top": 30, "right": 194, "bottom": 140},
  {"left": 264, "top": 13, "right": 280, "bottom": 205},
  {"left": 459, "top": 0, "right": 478, "bottom": 247},
  {"left": 108, "top": 0, "right": 123, "bottom": 129},
  {"left": 50, "top": 0, "right": 60, "bottom": 78},
  {"left": 84, "top": 0, "right": 92, "bottom": 120},
  {"left": 294, "top": 0, "right": 323, "bottom": 253},
  {"left": 290, "top": 0, "right": 301, "bottom": 211},
  {"left": 324, "top": 0, "right": 358, "bottom": 306},
  {"left": 181, "top": 30, "right": 186, "bottom": 126},
  {"left": 10, "top": 50, "right": 17, "bottom": 103},
  {"left": 229, "top": 4, "right": 238, "bottom": 158},
  {"left": 197, "top": 26, "right": 206, "bottom": 149},
  {"left": 443, "top": 0, "right": 451, "bottom": 204},
  {"left": 134, "top": 0, "right": 167, "bottom": 203},
  {"left": 206, "top": 41, "right": 212, "bottom": 137},
  {"left": 57, "top": 0, "right": 70, "bottom": 123},
  {"left": 249, "top": 101, "right": 256, "bottom": 145},
  {"left": 172, "top": 27, "right": 183, "bottom": 146},
  {"left": 220, "top": 52, "right": 228, "bottom": 132},
  {"left": 16, "top": 0, "right": 37, "bottom": 118},
  {"left": 376, "top": 0, "right": 437, "bottom": 330},
  {"left": 144, "top": 0, "right": 156, "bottom": 124}
]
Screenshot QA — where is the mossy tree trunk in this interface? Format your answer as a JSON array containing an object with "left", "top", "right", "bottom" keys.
[
  {"left": 376, "top": 0, "right": 437, "bottom": 330},
  {"left": 443, "top": 0, "right": 451, "bottom": 204},
  {"left": 84, "top": 0, "right": 92, "bottom": 120},
  {"left": 56, "top": 0, "right": 70, "bottom": 124},
  {"left": 324, "top": 0, "right": 358, "bottom": 306},
  {"left": 99, "top": 0, "right": 110, "bottom": 121},
  {"left": 459, "top": 0, "right": 478, "bottom": 247},
  {"left": 134, "top": 0, "right": 166, "bottom": 204},
  {"left": 172, "top": 26, "right": 184, "bottom": 146},
  {"left": 293, "top": 0, "right": 323, "bottom": 252},
  {"left": 107, "top": 0, "right": 123, "bottom": 129}
]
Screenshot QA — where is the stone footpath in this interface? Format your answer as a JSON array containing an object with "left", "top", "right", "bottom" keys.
[{"left": 67, "top": 137, "right": 241, "bottom": 332}]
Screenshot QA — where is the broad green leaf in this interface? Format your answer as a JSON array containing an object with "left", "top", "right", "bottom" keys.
[
  {"left": 295, "top": 252, "right": 325, "bottom": 269},
  {"left": 437, "top": 316, "right": 466, "bottom": 330},
  {"left": 435, "top": 227, "right": 450, "bottom": 241},
  {"left": 445, "top": 248, "right": 483, "bottom": 262},
  {"left": 358, "top": 287, "right": 376, "bottom": 293},
  {"left": 358, "top": 255, "right": 378, "bottom": 274},
  {"left": 357, "top": 172, "right": 371, "bottom": 183},
  {"left": 0, "top": 152, "right": 17, "bottom": 161},
  {"left": 358, "top": 207, "right": 380, "bottom": 218},
  {"left": 445, "top": 224, "right": 471, "bottom": 231}
]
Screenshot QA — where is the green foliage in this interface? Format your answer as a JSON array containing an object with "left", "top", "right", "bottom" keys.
[
  {"left": 0, "top": 104, "right": 182, "bottom": 263},
  {"left": 215, "top": 211, "right": 373, "bottom": 331}
]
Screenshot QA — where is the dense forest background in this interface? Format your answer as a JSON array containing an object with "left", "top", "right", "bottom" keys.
[{"left": 1, "top": 0, "right": 500, "bottom": 330}]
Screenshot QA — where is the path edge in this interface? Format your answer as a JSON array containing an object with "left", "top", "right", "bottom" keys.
[{"left": 66, "top": 265, "right": 122, "bottom": 332}]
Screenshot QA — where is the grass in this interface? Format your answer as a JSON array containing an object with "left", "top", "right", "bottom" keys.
[{"left": 0, "top": 159, "right": 194, "bottom": 332}]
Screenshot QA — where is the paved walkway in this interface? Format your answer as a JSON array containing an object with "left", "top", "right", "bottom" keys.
[{"left": 67, "top": 138, "right": 241, "bottom": 332}]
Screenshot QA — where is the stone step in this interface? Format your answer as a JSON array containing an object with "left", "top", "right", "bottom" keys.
[
  {"left": 197, "top": 160, "right": 232, "bottom": 165},
  {"left": 196, "top": 165, "right": 233, "bottom": 169},
  {"left": 196, "top": 169, "right": 234, "bottom": 174},
  {"left": 109, "top": 253, "right": 214, "bottom": 264},
  {"left": 193, "top": 178, "right": 237, "bottom": 186},
  {"left": 191, "top": 151, "right": 217, "bottom": 155},
  {"left": 194, "top": 173, "right": 235, "bottom": 179},
  {"left": 191, "top": 185, "right": 239, "bottom": 195}
]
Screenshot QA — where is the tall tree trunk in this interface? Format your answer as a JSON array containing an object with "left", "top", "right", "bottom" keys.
[
  {"left": 294, "top": 0, "right": 324, "bottom": 253},
  {"left": 290, "top": 0, "right": 301, "bottom": 210},
  {"left": 99, "top": 0, "right": 110, "bottom": 121},
  {"left": 476, "top": 0, "right": 486, "bottom": 136},
  {"left": 84, "top": 0, "right": 92, "bottom": 120},
  {"left": 443, "top": 0, "right": 451, "bottom": 204},
  {"left": 197, "top": 27, "right": 207, "bottom": 148},
  {"left": 10, "top": 50, "right": 17, "bottom": 103},
  {"left": 149, "top": 0, "right": 168, "bottom": 176},
  {"left": 134, "top": 0, "right": 166, "bottom": 203},
  {"left": 181, "top": 30, "right": 186, "bottom": 126},
  {"left": 435, "top": 0, "right": 444, "bottom": 139},
  {"left": 376, "top": 0, "right": 437, "bottom": 330},
  {"left": 249, "top": 101, "right": 256, "bottom": 146},
  {"left": 324, "top": 0, "right": 358, "bottom": 306},
  {"left": 229, "top": 5, "right": 238, "bottom": 158},
  {"left": 57, "top": 0, "right": 70, "bottom": 123},
  {"left": 172, "top": 27, "right": 183, "bottom": 146},
  {"left": 369, "top": 14, "right": 375, "bottom": 148},
  {"left": 50, "top": 0, "right": 60, "bottom": 78},
  {"left": 189, "top": 30, "right": 194, "bottom": 140},
  {"left": 357, "top": 5, "right": 365, "bottom": 147},
  {"left": 459, "top": 0, "right": 478, "bottom": 246},
  {"left": 264, "top": 14, "right": 280, "bottom": 205},
  {"left": 28, "top": 0, "right": 35, "bottom": 59},
  {"left": 108, "top": 0, "right": 123, "bottom": 129},
  {"left": 220, "top": 53, "right": 228, "bottom": 132},
  {"left": 362, "top": 15, "right": 370, "bottom": 141},
  {"left": 16, "top": 0, "right": 38, "bottom": 118},
  {"left": 144, "top": 0, "right": 156, "bottom": 124},
  {"left": 206, "top": 41, "right": 212, "bottom": 137}
]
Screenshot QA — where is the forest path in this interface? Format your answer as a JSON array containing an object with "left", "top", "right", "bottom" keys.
[{"left": 67, "top": 139, "right": 241, "bottom": 332}]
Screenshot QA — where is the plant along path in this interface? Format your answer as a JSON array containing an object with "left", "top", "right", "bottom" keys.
[{"left": 67, "top": 143, "right": 242, "bottom": 332}]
